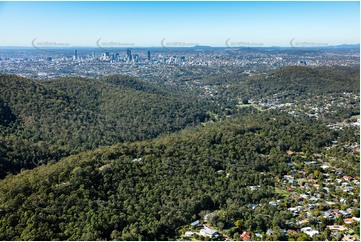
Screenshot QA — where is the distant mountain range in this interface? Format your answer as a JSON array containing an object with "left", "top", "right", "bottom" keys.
[{"left": 0, "top": 44, "right": 359, "bottom": 49}]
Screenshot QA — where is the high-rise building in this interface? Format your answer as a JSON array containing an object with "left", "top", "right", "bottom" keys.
[
  {"left": 73, "top": 50, "right": 78, "bottom": 60},
  {"left": 101, "top": 52, "right": 110, "bottom": 61},
  {"left": 127, "top": 49, "right": 132, "bottom": 61},
  {"left": 134, "top": 54, "right": 139, "bottom": 62},
  {"left": 147, "top": 51, "right": 151, "bottom": 61}
]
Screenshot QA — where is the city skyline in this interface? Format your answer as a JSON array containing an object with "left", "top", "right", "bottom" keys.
[{"left": 0, "top": 1, "right": 359, "bottom": 47}]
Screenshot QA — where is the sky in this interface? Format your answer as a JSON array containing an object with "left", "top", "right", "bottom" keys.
[{"left": 0, "top": 1, "right": 359, "bottom": 47}]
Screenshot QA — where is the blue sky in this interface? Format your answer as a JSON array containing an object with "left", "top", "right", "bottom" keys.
[{"left": 0, "top": 1, "right": 359, "bottom": 47}]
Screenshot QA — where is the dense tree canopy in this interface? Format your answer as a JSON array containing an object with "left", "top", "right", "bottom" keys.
[
  {"left": 0, "top": 66, "right": 359, "bottom": 240},
  {"left": 0, "top": 74, "right": 215, "bottom": 178},
  {"left": 0, "top": 111, "right": 339, "bottom": 240}
]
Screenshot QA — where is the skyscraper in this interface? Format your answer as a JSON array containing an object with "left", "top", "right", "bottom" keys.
[
  {"left": 127, "top": 49, "right": 132, "bottom": 61},
  {"left": 147, "top": 51, "right": 151, "bottom": 61},
  {"left": 134, "top": 54, "right": 139, "bottom": 62},
  {"left": 73, "top": 50, "right": 78, "bottom": 61}
]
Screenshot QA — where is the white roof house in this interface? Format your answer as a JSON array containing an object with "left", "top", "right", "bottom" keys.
[
  {"left": 327, "top": 225, "right": 347, "bottom": 231},
  {"left": 301, "top": 227, "right": 319, "bottom": 237},
  {"left": 185, "top": 231, "right": 195, "bottom": 237},
  {"left": 320, "top": 165, "right": 330, "bottom": 170},
  {"left": 200, "top": 225, "right": 218, "bottom": 238}
]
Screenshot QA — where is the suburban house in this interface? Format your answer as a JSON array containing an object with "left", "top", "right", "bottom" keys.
[
  {"left": 343, "top": 218, "right": 354, "bottom": 225},
  {"left": 339, "top": 210, "right": 351, "bottom": 217},
  {"left": 200, "top": 225, "right": 218, "bottom": 238},
  {"left": 343, "top": 176, "right": 353, "bottom": 181},
  {"left": 240, "top": 231, "right": 251, "bottom": 241},
  {"left": 300, "top": 227, "right": 319, "bottom": 237},
  {"left": 286, "top": 150, "right": 295, "bottom": 156},
  {"left": 327, "top": 225, "right": 347, "bottom": 231},
  {"left": 190, "top": 220, "right": 200, "bottom": 227}
]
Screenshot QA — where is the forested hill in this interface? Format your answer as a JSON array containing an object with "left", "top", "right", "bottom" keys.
[
  {"left": 42, "top": 74, "right": 177, "bottom": 112},
  {"left": 0, "top": 66, "right": 359, "bottom": 178},
  {"left": 0, "top": 111, "right": 338, "bottom": 240},
  {"left": 208, "top": 65, "right": 360, "bottom": 103},
  {"left": 0, "top": 74, "right": 214, "bottom": 178},
  {"left": 245, "top": 66, "right": 360, "bottom": 97},
  {"left": 0, "top": 66, "right": 359, "bottom": 240}
]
